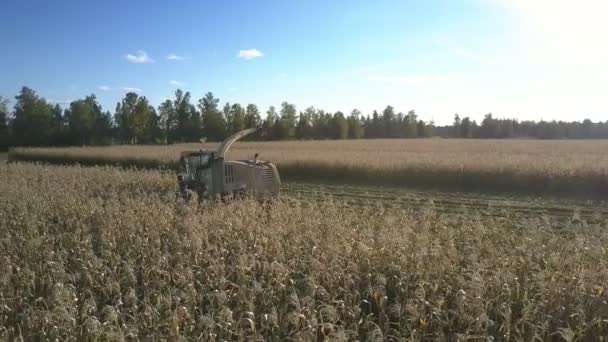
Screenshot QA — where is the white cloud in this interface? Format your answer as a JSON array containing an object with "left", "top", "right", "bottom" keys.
[
  {"left": 125, "top": 50, "right": 154, "bottom": 64},
  {"left": 169, "top": 80, "right": 185, "bottom": 86},
  {"left": 167, "top": 53, "right": 187, "bottom": 61},
  {"left": 121, "top": 87, "right": 142, "bottom": 92},
  {"left": 237, "top": 49, "right": 263, "bottom": 60},
  {"left": 98, "top": 85, "right": 111, "bottom": 91}
]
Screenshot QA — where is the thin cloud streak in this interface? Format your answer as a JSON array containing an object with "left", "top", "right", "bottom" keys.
[
  {"left": 125, "top": 50, "right": 154, "bottom": 64},
  {"left": 121, "top": 87, "right": 142, "bottom": 92},
  {"left": 167, "top": 53, "right": 187, "bottom": 61},
  {"left": 237, "top": 49, "right": 263, "bottom": 60}
]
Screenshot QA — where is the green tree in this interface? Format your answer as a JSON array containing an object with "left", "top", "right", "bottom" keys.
[
  {"left": 50, "top": 104, "right": 64, "bottom": 141},
  {"left": 368, "top": 110, "right": 381, "bottom": 138},
  {"left": 114, "top": 92, "right": 158, "bottom": 143},
  {"left": 229, "top": 103, "right": 245, "bottom": 134},
  {"left": 244, "top": 104, "right": 261, "bottom": 129},
  {"left": 312, "top": 109, "right": 330, "bottom": 139},
  {"left": 348, "top": 109, "right": 364, "bottom": 139},
  {"left": 0, "top": 96, "right": 9, "bottom": 149},
  {"left": 460, "top": 117, "right": 473, "bottom": 138},
  {"left": 297, "top": 106, "right": 315, "bottom": 139},
  {"left": 453, "top": 113, "right": 461, "bottom": 138},
  {"left": 95, "top": 110, "right": 113, "bottom": 144},
  {"left": 173, "top": 89, "right": 199, "bottom": 142},
  {"left": 425, "top": 121, "right": 435, "bottom": 137},
  {"left": 198, "top": 92, "right": 227, "bottom": 141},
  {"left": 404, "top": 110, "right": 418, "bottom": 138},
  {"left": 278, "top": 101, "right": 297, "bottom": 139},
  {"left": 263, "top": 106, "right": 278, "bottom": 139},
  {"left": 417, "top": 120, "right": 427, "bottom": 138},
  {"left": 331, "top": 111, "right": 349, "bottom": 139},
  {"left": 189, "top": 109, "right": 203, "bottom": 142},
  {"left": 382, "top": 105, "right": 395, "bottom": 137},
  {"left": 65, "top": 96, "right": 98, "bottom": 145},
  {"left": 12, "top": 86, "right": 54, "bottom": 145},
  {"left": 158, "top": 99, "right": 175, "bottom": 143},
  {"left": 132, "top": 96, "right": 158, "bottom": 143},
  {"left": 480, "top": 113, "right": 498, "bottom": 138},
  {"left": 223, "top": 102, "right": 232, "bottom": 134},
  {"left": 114, "top": 92, "right": 138, "bottom": 142}
]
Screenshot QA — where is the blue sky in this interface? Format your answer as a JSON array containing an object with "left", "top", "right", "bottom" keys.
[{"left": 1, "top": 0, "right": 606, "bottom": 125}]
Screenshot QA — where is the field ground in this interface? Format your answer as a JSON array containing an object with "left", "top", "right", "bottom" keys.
[{"left": 10, "top": 139, "right": 608, "bottom": 197}]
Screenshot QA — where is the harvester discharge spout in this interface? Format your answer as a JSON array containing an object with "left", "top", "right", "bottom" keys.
[{"left": 216, "top": 128, "right": 257, "bottom": 159}]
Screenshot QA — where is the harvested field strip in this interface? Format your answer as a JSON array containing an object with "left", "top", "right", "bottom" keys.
[
  {"left": 283, "top": 181, "right": 608, "bottom": 208},
  {"left": 282, "top": 183, "right": 608, "bottom": 222}
]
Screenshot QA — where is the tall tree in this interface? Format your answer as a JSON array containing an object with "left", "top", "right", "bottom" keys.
[
  {"left": 453, "top": 113, "right": 461, "bottom": 138},
  {"left": 50, "top": 104, "right": 64, "bottom": 140},
  {"left": 229, "top": 103, "right": 245, "bottom": 134},
  {"left": 263, "top": 106, "right": 278, "bottom": 140},
  {"left": 297, "top": 106, "right": 315, "bottom": 139},
  {"left": 172, "top": 89, "right": 199, "bottom": 142},
  {"left": 348, "top": 109, "right": 364, "bottom": 139},
  {"left": 312, "top": 109, "right": 330, "bottom": 139},
  {"left": 12, "top": 86, "right": 54, "bottom": 145},
  {"left": 278, "top": 101, "right": 297, "bottom": 139},
  {"left": 460, "top": 117, "right": 473, "bottom": 138},
  {"left": 158, "top": 99, "right": 175, "bottom": 143},
  {"left": 382, "top": 105, "right": 395, "bottom": 137},
  {"left": 244, "top": 104, "right": 261, "bottom": 129},
  {"left": 114, "top": 92, "right": 138, "bottom": 142},
  {"left": 369, "top": 110, "right": 381, "bottom": 138},
  {"left": 417, "top": 120, "right": 427, "bottom": 138},
  {"left": 189, "top": 108, "right": 203, "bottom": 142},
  {"left": 131, "top": 96, "right": 159, "bottom": 143},
  {"left": 66, "top": 94, "right": 106, "bottom": 145},
  {"left": 480, "top": 113, "right": 497, "bottom": 138},
  {"left": 95, "top": 110, "right": 113, "bottom": 144},
  {"left": 223, "top": 102, "right": 232, "bottom": 134},
  {"left": 114, "top": 92, "right": 158, "bottom": 143},
  {"left": 0, "top": 96, "right": 9, "bottom": 149},
  {"left": 403, "top": 110, "right": 418, "bottom": 138},
  {"left": 198, "top": 92, "right": 226, "bottom": 141},
  {"left": 331, "top": 111, "right": 349, "bottom": 139}
]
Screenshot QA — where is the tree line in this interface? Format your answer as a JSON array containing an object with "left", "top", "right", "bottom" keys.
[{"left": 1, "top": 86, "right": 607, "bottom": 150}]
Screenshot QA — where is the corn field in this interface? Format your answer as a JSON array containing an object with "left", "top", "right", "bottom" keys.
[
  {"left": 12, "top": 139, "right": 608, "bottom": 175},
  {"left": 1, "top": 163, "right": 608, "bottom": 340},
  {"left": 10, "top": 139, "right": 608, "bottom": 196}
]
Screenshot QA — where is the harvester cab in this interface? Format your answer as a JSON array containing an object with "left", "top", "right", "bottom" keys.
[{"left": 176, "top": 128, "right": 281, "bottom": 201}]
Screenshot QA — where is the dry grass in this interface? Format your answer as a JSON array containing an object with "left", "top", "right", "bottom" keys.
[
  {"left": 1, "top": 163, "right": 608, "bottom": 340},
  {"left": 10, "top": 139, "right": 608, "bottom": 196}
]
